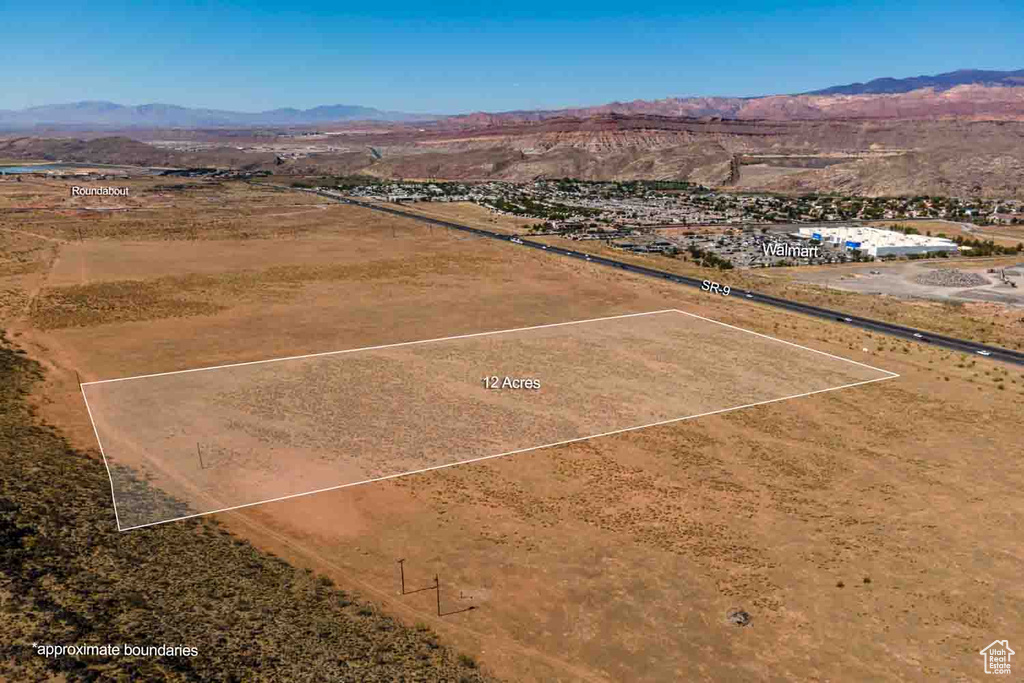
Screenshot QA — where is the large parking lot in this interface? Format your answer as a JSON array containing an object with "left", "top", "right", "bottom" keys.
[{"left": 613, "top": 224, "right": 850, "bottom": 267}]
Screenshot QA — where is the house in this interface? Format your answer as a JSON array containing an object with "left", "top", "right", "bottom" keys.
[{"left": 979, "top": 640, "right": 1014, "bottom": 675}]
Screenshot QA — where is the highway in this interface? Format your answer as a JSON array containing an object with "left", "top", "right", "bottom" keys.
[{"left": 304, "top": 188, "right": 1024, "bottom": 367}]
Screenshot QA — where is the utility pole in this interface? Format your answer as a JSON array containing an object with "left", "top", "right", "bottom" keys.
[
  {"left": 397, "top": 559, "right": 406, "bottom": 595},
  {"left": 435, "top": 574, "right": 441, "bottom": 617},
  {"left": 197, "top": 442, "right": 205, "bottom": 469}
]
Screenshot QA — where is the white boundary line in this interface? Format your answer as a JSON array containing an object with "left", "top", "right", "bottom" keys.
[
  {"left": 670, "top": 309, "right": 899, "bottom": 378},
  {"left": 80, "top": 384, "right": 124, "bottom": 531},
  {"left": 115, "top": 375, "right": 896, "bottom": 532},
  {"left": 78, "top": 308, "right": 899, "bottom": 531},
  {"left": 82, "top": 309, "right": 680, "bottom": 385}
]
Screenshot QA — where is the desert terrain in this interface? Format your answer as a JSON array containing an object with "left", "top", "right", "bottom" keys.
[
  {"left": 3, "top": 177, "right": 1023, "bottom": 680},
  {"left": 82, "top": 309, "right": 890, "bottom": 529},
  {"left": 6, "top": 108, "right": 1024, "bottom": 198},
  {"left": 789, "top": 259, "right": 1024, "bottom": 307},
  {"left": 385, "top": 199, "right": 538, "bottom": 235}
]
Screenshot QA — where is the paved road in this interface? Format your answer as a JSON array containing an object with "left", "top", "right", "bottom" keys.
[{"left": 299, "top": 188, "right": 1024, "bottom": 367}]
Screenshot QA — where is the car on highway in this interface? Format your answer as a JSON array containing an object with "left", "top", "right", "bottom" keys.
[
  {"left": 844, "top": 317, "right": 853, "bottom": 322},
  {"left": 745, "top": 293, "right": 753, "bottom": 298},
  {"left": 977, "top": 350, "right": 992, "bottom": 356},
  {"left": 913, "top": 333, "right": 923, "bottom": 339}
]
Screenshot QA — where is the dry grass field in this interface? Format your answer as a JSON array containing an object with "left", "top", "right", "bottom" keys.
[
  {"left": 382, "top": 199, "right": 539, "bottom": 234},
  {"left": 82, "top": 310, "right": 891, "bottom": 529},
  {"left": 0, "top": 336, "right": 492, "bottom": 683},
  {"left": 4, "top": 178, "right": 1023, "bottom": 681}
]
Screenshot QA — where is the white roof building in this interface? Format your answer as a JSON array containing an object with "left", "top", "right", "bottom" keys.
[{"left": 796, "top": 226, "right": 959, "bottom": 257}]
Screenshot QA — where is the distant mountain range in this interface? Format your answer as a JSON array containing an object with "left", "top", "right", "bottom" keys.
[
  {"left": 448, "top": 69, "right": 1024, "bottom": 125},
  {"left": 0, "top": 101, "right": 434, "bottom": 128},
  {"left": 2, "top": 69, "right": 1023, "bottom": 129},
  {"left": 802, "top": 68, "right": 1024, "bottom": 95}
]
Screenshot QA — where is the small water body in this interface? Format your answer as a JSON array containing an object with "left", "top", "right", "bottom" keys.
[
  {"left": 0, "top": 162, "right": 148, "bottom": 174},
  {"left": 0, "top": 163, "right": 73, "bottom": 173}
]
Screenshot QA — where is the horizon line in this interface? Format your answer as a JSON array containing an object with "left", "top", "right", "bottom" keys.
[{"left": 4, "top": 65, "right": 1022, "bottom": 118}]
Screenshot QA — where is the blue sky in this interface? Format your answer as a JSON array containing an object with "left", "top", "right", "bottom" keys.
[{"left": 3, "top": 0, "right": 1021, "bottom": 113}]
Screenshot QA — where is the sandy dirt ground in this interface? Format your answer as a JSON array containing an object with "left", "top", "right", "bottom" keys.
[
  {"left": 5, "top": 179, "right": 1023, "bottom": 681},
  {"left": 734, "top": 164, "right": 811, "bottom": 188},
  {"left": 82, "top": 310, "right": 891, "bottom": 529},
  {"left": 790, "top": 260, "right": 1024, "bottom": 307},
  {"left": 385, "top": 200, "right": 540, "bottom": 234}
]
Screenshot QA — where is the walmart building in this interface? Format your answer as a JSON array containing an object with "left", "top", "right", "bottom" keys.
[{"left": 796, "top": 226, "right": 960, "bottom": 258}]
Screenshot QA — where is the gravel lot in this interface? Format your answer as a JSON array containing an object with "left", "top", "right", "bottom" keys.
[{"left": 913, "top": 268, "right": 989, "bottom": 287}]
